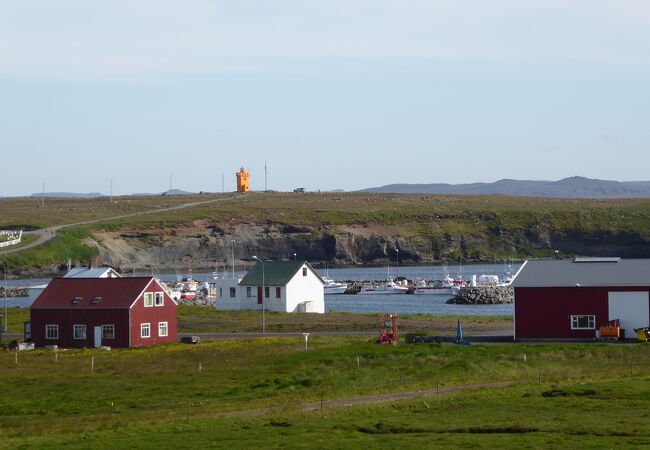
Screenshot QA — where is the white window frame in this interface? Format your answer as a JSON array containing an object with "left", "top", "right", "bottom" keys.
[
  {"left": 141, "top": 322, "right": 151, "bottom": 338},
  {"left": 45, "top": 324, "right": 59, "bottom": 340},
  {"left": 154, "top": 291, "right": 164, "bottom": 307},
  {"left": 102, "top": 324, "right": 115, "bottom": 340},
  {"left": 158, "top": 321, "right": 168, "bottom": 337},
  {"left": 276, "top": 287, "right": 281, "bottom": 299},
  {"left": 229, "top": 287, "right": 237, "bottom": 298},
  {"left": 144, "top": 292, "right": 154, "bottom": 307},
  {"left": 73, "top": 324, "right": 86, "bottom": 340},
  {"left": 571, "top": 315, "right": 596, "bottom": 330},
  {"left": 246, "top": 287, "right": 252, "bottom": 297}
]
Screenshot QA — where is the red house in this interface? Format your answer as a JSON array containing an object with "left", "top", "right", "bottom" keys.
[
  {"left": 30, "top": 277, "right": 177, "bottom": 348},
  {"left": 512, "top": 258, "right": 650, "bottom": 340}
]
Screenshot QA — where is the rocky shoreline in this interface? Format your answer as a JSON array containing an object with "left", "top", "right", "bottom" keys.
[{"left": 446, "top": 286, "right": 513, "bottom": 305}]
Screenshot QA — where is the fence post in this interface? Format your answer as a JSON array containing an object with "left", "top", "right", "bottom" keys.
[
  {"left": 15, "top": 351, "right": 18, "bottom": 365},
  {"left": 91, "top": 356, "right": 95, "bottom": 372}
]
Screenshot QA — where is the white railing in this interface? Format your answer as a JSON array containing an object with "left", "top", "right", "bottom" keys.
[{"left": 0, "top": 230, "right": 22, "bottom": 248}]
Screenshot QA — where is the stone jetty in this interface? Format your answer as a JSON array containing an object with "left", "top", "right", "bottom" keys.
[
  {"left": 446, "top": 286, "right": 513, "bottom": 305},
  {"left": 0, "top": 286, "right": 29, "bottom": 297}
]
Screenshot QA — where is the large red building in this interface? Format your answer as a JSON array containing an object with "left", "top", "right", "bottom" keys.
[
  {"left": 30, "top": 277, "right": 177, "bottom": 348},
  {"left": 512, "top": 258, "right": 650, "bottom": 340}
]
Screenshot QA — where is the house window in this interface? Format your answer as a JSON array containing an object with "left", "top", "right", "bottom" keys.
[
  {"left": 302, "top": 268, "right": 307, "bottom": 276},
  {"left": 144, "top": 293, "right": 154, "bottom": 307},
  {"left": 230, "top": 287, "right": 237, "bottom": 298},
  {"left": 154, "top": 292, "right": 164, "bottom": 306},
  {"left": 276, "top": 287, "right": 281, "bottom": 299},
  {"left": 158, "top": 321, "right": 168, "bottom": 337},
  {"left": 102, "top": 324, "right": 115, "bottom": 339},
  {"left": 45, "top": 324, "right": 59, "bottom": 340},
  {"left": 141, "top": 323, "right": 151, "bottom": 338},
  {"left": 265, "top": 286, "right": 270, "bottom": 298},
  {"left": 220, "top": 287, "right": 223, "bottom": 298},
  {"left": 571, "top": 315, "right": 596, "bottom": 330},
  {"left": 246, "top": 287, "right": 252, "bottom": 297},
  {"left": 73, "top": 324, "right": 86, "bottom": 340}
]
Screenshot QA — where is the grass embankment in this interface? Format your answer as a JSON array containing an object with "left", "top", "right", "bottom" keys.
[
  {"left": 1, "top": 336, "right": 650, "bottom": 448},
  {"left": 0, "top": 228, "right": 99, "bottom": 271}
]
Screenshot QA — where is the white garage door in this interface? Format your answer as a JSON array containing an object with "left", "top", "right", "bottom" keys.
[{"left": 608, "top": 292, "right": 650, "bottom": 339}]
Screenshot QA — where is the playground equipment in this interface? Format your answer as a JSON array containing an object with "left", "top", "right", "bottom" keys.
[{"left": 378, "top": 313, "right": 398, "bottom": 345}]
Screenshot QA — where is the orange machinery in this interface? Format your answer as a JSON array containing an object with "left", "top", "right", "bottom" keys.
[{"left": 599, "top": 319, "right": 620, "bottom": 340}]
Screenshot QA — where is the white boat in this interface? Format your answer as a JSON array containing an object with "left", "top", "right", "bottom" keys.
[
  {"left": 361, "top": 280, "right": 408, "bottom": 295},
  {"left": 323, "top": 277, "right": 348, "bottom": 295},
  {"left": 413, "top": 275, "right": 456, "bottom": 295}
]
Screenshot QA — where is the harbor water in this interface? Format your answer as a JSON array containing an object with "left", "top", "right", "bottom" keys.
[{"left": 2, "top": 263, "right": 518, "bottom": 316}]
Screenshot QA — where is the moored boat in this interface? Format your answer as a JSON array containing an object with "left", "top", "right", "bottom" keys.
[
  {"left": 361, "top": 280, "right": 408, "bottom": 295},
  {"left": 323, "top": 277, "right": 348, "bottom": 295}
]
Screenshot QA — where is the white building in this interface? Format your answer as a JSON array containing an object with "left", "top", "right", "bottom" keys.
[
  {"left": 64, "top": 266, "right": 121, "bottom": 278},
  {"left": 211, "top": 276, "right": 243, "bottom": 310},
  {"left": 239, "top": 261, "right": 325, "bottom": 313}
]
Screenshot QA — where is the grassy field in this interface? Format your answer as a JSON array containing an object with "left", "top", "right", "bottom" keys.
[
  {"left": 1, "top": 331, "right": 650, "bottom": 448},
  {"left": 176, "top": 306, "right": 511, "bottom": 334}
]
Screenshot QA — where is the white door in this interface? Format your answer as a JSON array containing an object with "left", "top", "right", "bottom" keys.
[
  {"left": 608, "top": 292, "right": 650, "bottom": 339},
  {"left": 94, "top": 326, "right": 102, "bottom": 348}
]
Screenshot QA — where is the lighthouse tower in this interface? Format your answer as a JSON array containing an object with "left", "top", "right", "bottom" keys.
[{"left": 236, "top": 167, "right": 250, "bottom": 192}]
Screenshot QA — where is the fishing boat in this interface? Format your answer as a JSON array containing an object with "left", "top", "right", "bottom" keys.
[
  {"left": 412, "top": 275, "right": 457, "bottom": 295},
  {"left": 361, "top": 280, "right": 408, "bottom": 295},
  {"left": 322, "top": 277, "right": 348, "bottom": 295}
]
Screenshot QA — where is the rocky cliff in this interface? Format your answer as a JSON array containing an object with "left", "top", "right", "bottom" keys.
[{"left": 85, "top": 217, "right": 650, "bottom": 271}]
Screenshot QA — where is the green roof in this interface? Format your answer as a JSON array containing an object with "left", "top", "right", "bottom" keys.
[{"left": 240, "top": 261, "right": 322, "bottom": 286}]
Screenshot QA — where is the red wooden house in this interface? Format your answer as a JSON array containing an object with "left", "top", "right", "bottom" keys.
[
  {"left": 30, "top": 277, "right": 177, "bottom": 348},
  {"left": 512, "top": 258, "right": 650, "bottom": 340}
]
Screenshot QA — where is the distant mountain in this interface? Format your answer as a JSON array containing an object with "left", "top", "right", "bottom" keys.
[
  {"left": 360, "top": 176, "right": 650, "bottom": 198},
  {"left": 31, "top": 192, "right": 104, "bottom": 199}
]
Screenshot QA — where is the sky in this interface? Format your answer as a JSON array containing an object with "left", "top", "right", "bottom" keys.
[{"left": 1, "top": 0, "right": 650, "bottom": 196}]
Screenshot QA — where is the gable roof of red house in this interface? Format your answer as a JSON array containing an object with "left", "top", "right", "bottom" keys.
[{"left": 31, "top": 277, "right": 160, "bottom": 309}]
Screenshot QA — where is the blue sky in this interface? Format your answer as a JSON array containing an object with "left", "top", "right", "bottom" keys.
[{"left": 1, "top": 1, "right": 649, "bottom": 196}]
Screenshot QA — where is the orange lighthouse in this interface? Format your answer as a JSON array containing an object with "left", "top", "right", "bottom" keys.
[{"left": 236, "top": 167, "right": 250, "bottom": 192}]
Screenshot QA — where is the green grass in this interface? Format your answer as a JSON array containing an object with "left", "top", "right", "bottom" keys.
[
  {"left": 0, "top": 228, "right": 98, "bottom": 271},
  {"left": 176, "top": 306, "right": 511, "bottom": 334},
  {"left": 1, "top": 338, "right": 650, "bottom": 448}
]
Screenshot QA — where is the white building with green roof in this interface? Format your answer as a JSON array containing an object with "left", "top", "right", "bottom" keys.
[{"left": 239, "top": 261, "right": 325, "bottom": 314}]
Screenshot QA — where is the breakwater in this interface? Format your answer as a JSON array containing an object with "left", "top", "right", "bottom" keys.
[
  {"left": 446, "top": 286, "right": 513, "bottom": 305},
  {"left": 0, "top": 287, "right": 28, "bottom": 297}
]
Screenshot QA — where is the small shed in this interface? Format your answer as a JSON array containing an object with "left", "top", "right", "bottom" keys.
[
  {"left": 30, "top": 277, "right": 177, "bottom": 348},
  {"left": 239, "top": 261, "right": 325, "bottom": 313},
  {"left": 512, "top": 258, "right": 650, "bottom": 340}
]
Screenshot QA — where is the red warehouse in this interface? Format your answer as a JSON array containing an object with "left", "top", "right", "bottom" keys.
[
  {"left": 30, "top": 277, "right": 177, "bottom": 348},
  {"left": 512, "top": 258, "right": 650, "bottom": 340}
]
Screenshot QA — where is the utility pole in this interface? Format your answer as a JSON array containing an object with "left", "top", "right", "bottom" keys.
[{"left": 264, "top": 161, "right": 268, "bottom": 191}]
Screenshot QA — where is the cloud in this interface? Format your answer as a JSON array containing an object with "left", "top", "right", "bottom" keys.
[{"left": 1, "top": 0, "right": 649, "bottom": 81}]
